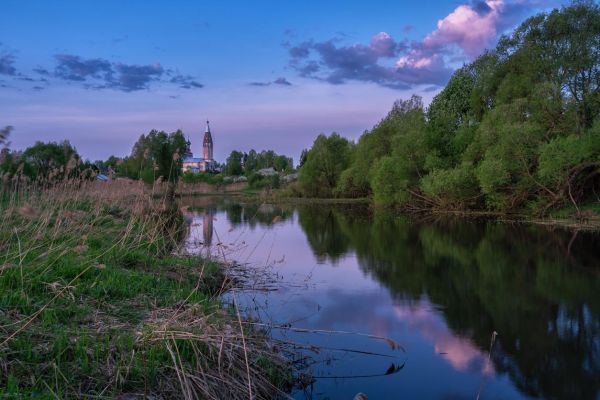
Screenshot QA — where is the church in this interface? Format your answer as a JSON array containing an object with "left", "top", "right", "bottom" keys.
[{"left": 182, "top": 120, "right": 217, "bottom": 173}]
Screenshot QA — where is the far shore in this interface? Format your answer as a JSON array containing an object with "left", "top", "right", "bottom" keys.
[{"left": 172, "top": 182, "right": 600, "bottom": 232}]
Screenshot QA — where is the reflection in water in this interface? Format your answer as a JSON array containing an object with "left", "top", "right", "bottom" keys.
[
  {"left": 183, "top": 205, "right": 216, "bottom": 254},
  {"left": 202, "top": 208, "right": 213, "bottom": 246},
  {"left": 392, "top": 300, "right": 493, "bottom": 375},
  {"left": 181, "top": 198, "right": 600, "bottom": 400}
]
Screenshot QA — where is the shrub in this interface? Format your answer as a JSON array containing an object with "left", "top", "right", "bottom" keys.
[{"left": 421, "top": 163, "right": 479, "bottom": 209}]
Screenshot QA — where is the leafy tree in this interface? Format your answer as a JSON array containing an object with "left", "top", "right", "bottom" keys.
[
  {"left": 298, "top": 133, "right": 354, "bottom": 197},
  {"left": 248, "top": 172, "right": 280, "bottom": 190},
  {"left": 371, "top": 156, "right": 409, "bottom": 206},
  {"left": 273, "top": 154, "right": 293, "bottom": 172},
  {"left": 298, "top": 149, "right": 308, "bottom": 168},
  {"left": 543, "top": 1, "right": 600, "bottom": 131},
  {"left": 127, "top": 130, "right": 189, "bottom": 184},
  {"left": 225, "top": 150, "right": 244, "bottom": 176},
  {"left": 337, "top": 96, "right": 427, "bottom": 200},
  {"left": 22, "top": 140, "right": 80, "bottom": 180},
  {"left": 426, "top": 67, "right": 476, "bottom": 167},
  {"left": 244, "top": 149, "right": 258, "bottom": 173},
  {"left": 181, "top": 171, "right": 224, "bottom": 185}
]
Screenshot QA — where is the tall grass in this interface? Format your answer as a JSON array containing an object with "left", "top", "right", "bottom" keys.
[{"left": 0, "top": 177, "right": 290, "bottom": 399}]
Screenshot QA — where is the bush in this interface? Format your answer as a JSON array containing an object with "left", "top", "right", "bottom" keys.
[
  {"left": 181, "top": 171, "right": 223, "bottom": 185},
  {"left": 476, "top": 156, "right": 511, "bottom": 195},
  {"left": 335, "top": 167, "right": 371, "bottom": 198},
  {"left": 421, "top": 163, "right": 479, "bottom": 209},
  {"left": 538, "top": 127, "right": 600, "bottom": 187},
  {"left": 248, "top": 173, "right": 280, "bottom": 190},
  {"left": 371, "top": 156, "right": 411, "bottom": 206}
]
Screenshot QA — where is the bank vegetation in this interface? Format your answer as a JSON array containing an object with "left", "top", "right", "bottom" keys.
[
  {"left": 0, "top": 173, "right": 291, "bottom": 398},
  {"left": 295, "top": 2, "right": 600, "bottom": 221}
]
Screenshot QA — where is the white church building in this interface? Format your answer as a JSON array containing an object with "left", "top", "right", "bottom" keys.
[{"left": 182, "top": 120, "right": 217, "bottom": 173}]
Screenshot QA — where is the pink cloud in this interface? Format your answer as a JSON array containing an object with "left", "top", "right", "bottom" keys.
[
  {"left": 395, "top": 0, "right": 544, "bottom": 72},
  {"left": 287, "top": 1, "right": 556, "bottom": 88},
  {"left": 423, "top": 0, "right": 505, "bottom": 59}
]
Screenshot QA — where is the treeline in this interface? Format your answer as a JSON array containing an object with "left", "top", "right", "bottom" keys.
[
  {"left": 96, "top": 133, "right": 297, "bottom": 191},
  {"left": 0, "top": 128, "right": 189, "bottom": 188},
  {"left": 213, "top": 149, "right": 294, "bottom": 189},
  {"left": 298, "top": 2, "right": 600, "bottom": 216},
  {"left": 224, "top": 149, "right": 293, "bottom": 176},
  {"left": 0, "top": 129, "right": 95, "bottom": 185},
  {"left": 112, "top": 130, "right": 188, "bottom": 184},
  {"left": 0, "top": 125, "right": 297, "bottom": 192}
]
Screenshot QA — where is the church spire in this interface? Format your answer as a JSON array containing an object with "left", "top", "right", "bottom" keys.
[{"left": 203, "top": 119, "right": 213, "bottom": 161}]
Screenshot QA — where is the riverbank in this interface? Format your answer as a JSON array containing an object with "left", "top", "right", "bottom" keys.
[
  {"left": 177, "top": 181, "right": 248, "bottom": 196},
  {"left": 401, "top": 206, "right": 600, "bottom": 232},
  {"left": 0, "top": 180, "right": 290, "bottom": 399},
  {"left": 213, "top": 186, "right": 600, "bottom": 232}
]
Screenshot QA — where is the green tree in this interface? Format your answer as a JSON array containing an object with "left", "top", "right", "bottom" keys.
[
  {"left": 371, "top": 156, "right": 408, "bottom": 206},
  {"left": 225, "top": 150, "right": 244, "bottom": 176},
  {"left": 426, "top": 67, "right": 476, "bottom": 169},
  {"left": 243, "top": 149, "right": 258, "bottom": 173},
  {"left": 298, "top": 149, "right": 308, "bottom": 168},
  {"left": 543, "top": 1, "right": 600, "bottom": 131},
  {"left": 21, "top": 140, "right": 80, "bottom": 180},
  {"left": 298, "top": 133, "right": 354, "bottom": 197},
  {"left": 273, "top": 154, "right": 293, "bottom": 172},
  {"left": 127, "top": 130, "right": 189, "bottom": 184}
]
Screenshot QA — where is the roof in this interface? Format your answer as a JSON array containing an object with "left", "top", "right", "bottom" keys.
[{"left": 183, "top": 157, "right": 204, "bottom": 163}]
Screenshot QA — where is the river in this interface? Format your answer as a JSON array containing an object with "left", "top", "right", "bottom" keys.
[{"left": 181, "top": 196, "right": 599, "bottom": 400}]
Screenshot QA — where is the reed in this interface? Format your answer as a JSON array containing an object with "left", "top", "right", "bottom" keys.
[{"left": 0, "top": 176, "right": 291, "bottom": 399}]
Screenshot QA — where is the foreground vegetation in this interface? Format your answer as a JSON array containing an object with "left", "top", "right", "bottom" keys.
[
  {"left": 297, "top": 2, "right": 600, "bottom": 219},
  {"left": 0, "top": 179, "right": 290, "bottom": 398}
]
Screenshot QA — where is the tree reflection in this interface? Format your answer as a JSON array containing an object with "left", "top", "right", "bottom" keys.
[
  {"left": 182, "top": 197, "right": 295, "bottom": 229},
  {"left": 297, "top": 206, "right": 351, "bottom": 263},
  {"left": 296, "top": 204, "right": 600, "bottom": 400},
  {"left": 186, "top": 199, "right": 600, "bottom": 399}
]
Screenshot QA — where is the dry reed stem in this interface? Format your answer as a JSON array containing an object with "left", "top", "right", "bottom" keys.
[{"left": 233, "top": 290, "right": 253, "bottom": 400}]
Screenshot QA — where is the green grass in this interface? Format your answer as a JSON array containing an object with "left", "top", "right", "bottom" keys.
[
  {"left": 0, "top": 182, "right": 290, "bottom": 399},
  {"left": 0, "top": 203, "right": 216, "bottom": 397}
]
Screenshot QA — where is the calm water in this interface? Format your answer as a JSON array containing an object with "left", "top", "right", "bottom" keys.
[{"left": 181, "top": 197, "right": 599, "bottom": 400}]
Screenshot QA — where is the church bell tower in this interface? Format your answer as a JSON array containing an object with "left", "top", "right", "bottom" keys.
[{"left": 203, "top": 120, "right": 213, "bottom": 161}]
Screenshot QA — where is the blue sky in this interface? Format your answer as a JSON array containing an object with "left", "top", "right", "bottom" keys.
[{"left": 0, "top": 0, "right": 569, "bottom": 162}]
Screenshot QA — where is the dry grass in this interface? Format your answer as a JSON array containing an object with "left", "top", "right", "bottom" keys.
[
  {"left": 142, "top": 303, "right": 290, "bottom": 400},
  {"left": 0, "top": 177, "right": 292, "bottom": 399}
]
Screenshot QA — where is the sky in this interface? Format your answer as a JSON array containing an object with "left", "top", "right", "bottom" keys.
[{"left": 0, "top": 0, "right": 570, "bottom": 163}]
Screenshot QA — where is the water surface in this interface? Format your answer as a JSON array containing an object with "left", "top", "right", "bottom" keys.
[{"left": 181, "top": 197, "right": 599, "bottom": 400}]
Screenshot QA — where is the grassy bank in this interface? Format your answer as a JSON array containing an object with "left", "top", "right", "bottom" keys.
[
  {"left": 235, "top": 185, "right": 600, "bottom": 231},
  {"left": 0, "top": 180, "right": 290, "bottom": 399}
]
